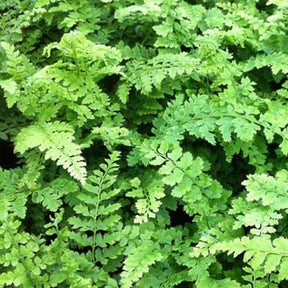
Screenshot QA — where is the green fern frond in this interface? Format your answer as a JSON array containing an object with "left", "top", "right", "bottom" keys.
[
  {"left": 15, "top": 121, "right": 87, "bottom": 184},
  {"left": 68, "top": 151, "right": 126, "bottom": 268},
  {"left": 214, "top": 236, "right": 288, "bottom": 281},
  {"left": 127, "top": 53, "right": 200, "bottom": 94}
]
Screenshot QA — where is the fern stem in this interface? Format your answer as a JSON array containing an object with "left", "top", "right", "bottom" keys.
[
  {"left": 165, "top": 111, "right": 286, "bottom": 143},
  {"left": 167, "top": 112, "right": 261, "bottom": 131},
  {"left": 71, "top": 42, "right": 81, "bottom": 76},
  {"left": 92, "top": 187, "right": 101, "bottom": 264},
  {"left": 91, "top": 167, "right": 110, "bottom": 264}
]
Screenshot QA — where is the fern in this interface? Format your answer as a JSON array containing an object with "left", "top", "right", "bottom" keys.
[
  {"left": 120, "top": 225, "right": 182, "bottom": 288},
  {"left": 1, "top": 0, "right": 288, "bottom": 287},
  {"left": 0, "top": 42, "right": 35, "bottom": 108},
  {"left": 1, "top": 31, "right": 123, "bottom": 184},
  {"left": 229, "top": 171, "right": 288, "bottom": 235},
  {"left": 212, "top": 236, "right": 288, "bottom": 284},
  {"left": 125, "top": 171, "right": 165, "bottom": 224},
  {"left": 121, "top": 239, "right": 164, "bottom": 288},
  {"left": 0, "top": 168, "right": 29, "bottom": 218},
  {"left": 67, "top": 152, "right": 126, "bottom": 271},
  {"left": 15, "top": 121, "right": 87, "bottom": 184},
  {"left": 191, "top": 170, "right": 288, "bottom": 286},
  {"left": 126, "top": 53, "right": 200, "bottom": 95}
]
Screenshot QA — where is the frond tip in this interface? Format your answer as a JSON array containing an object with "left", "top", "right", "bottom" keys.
[{"left": 15, "top": 121, "right": 87, "bottom": 184}]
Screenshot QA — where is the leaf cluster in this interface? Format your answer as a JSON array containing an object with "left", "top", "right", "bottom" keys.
[{"left": 1, "top": 0, "right": 288, "bottom": 287}]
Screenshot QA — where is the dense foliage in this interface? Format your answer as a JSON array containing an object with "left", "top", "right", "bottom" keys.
[{"left": 1, "top": 0, "right": 288, "bottom": 287}]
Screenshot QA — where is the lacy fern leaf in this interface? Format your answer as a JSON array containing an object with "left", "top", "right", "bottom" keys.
[{"left": 15, "top": 121, "right": 87, "bottom": 184}]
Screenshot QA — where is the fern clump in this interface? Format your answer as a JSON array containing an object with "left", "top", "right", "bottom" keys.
[{"left": 1, "top": 0, "right": 288, "bottom": 287}]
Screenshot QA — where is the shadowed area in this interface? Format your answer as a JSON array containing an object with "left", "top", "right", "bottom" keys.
[{"left": 0, "top": 140, "right": 19, "bottom": 169}]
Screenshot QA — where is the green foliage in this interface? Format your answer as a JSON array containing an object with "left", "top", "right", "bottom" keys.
[
  {"left": 1, "top": 0, "right": 288, "bottom": 287},
  {"left": 15, "top": 121, "right": 87, "bottom": 184},
  {"left": 68, "top": 152, "right": 124, "bottom": 265}
]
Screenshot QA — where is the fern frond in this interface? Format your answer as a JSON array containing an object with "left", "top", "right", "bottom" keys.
[
  {"left": 121, "top": 240, "right": 164, "bottom": 288},
  {"left": 214, "top": 236, "right": 288, "bottom": 281},
  {"left": 68, "top": 151, "right": 126, "bottom": 268},
  {"left": 0, "top": 168, "right": 29, "bottom": 218},
  {"left": 125, "top": 171, "right": 165, "bottom": 224},
  {"left": 15, "top": 121, "right": 87, "bottom": 184},
  {"left": 0, "top": 42, "right": 35, "bottom": 81},
  {"left": 0, "top": 42, "right": 35, "bottom": 108},
  {"left": 126, "top": 53, "right": 200, "bottom": 94},
  {"left": 227, "top": 171, "right": 288, "bottom": 235}
]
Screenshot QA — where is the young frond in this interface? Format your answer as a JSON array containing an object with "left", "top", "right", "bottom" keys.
[{"left": 15, "top": 121, "right": 87, "bottom": 184}]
